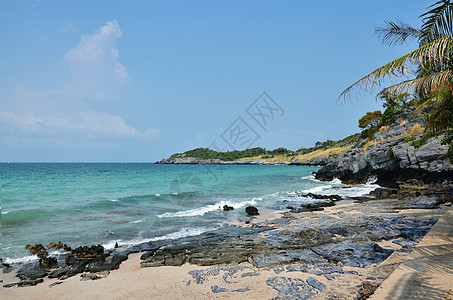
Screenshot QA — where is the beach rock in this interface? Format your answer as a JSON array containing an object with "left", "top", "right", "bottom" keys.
[
  {"left": 80, "top": 271, "right": 110, "bottom": 281},
  {"left": 72, "top": 244, "right": 104, "bottom": 260},
  {"left": 396, "top": 195, "right": 445, "bottom": 209},
  {"left": 303, "top": 193, "right": 342, "bottom": 201},
  {"left": 39, "top": 256, "right": 58, "bottom": 269},
  {"left": 223, "top": 205, "right": 234, "bottom": 211},
  {"left": 47, "top": 241, "right": 63, "bottom": 250},
  {"left": 286, "top": 263, "right": 342, "bottom": 275},
  {"left": 306, "top": 276, "right": 326, "bottom": 291},
  {"left": 16, "top": 264, "right": 48, "bottom": 281},
  {"left": 25, "top": 244, "right": 48, "bottom": 258},
  {"left": 3, "top": 279, "right": 44, "bottom": 288},
  {"left": 266, "top": 276, "right": 317, "bottom": 299},
  {"left": 48, "top": 268, "right": 69, "bottom": 279},
  {"left": 245, "top": 206, "right": 259, "bottom": 216},
  {"left": 312, "top": 241, "right": 394, "bottom": 268}
]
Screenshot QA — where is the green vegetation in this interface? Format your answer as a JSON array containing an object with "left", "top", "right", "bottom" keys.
[
  {"left": 341, "top": 0, "right": 453, "bottom": 149},
  {"left": 358, "top": 111, "right": 383, "bottom": 129},
  {"left": 168, "top": 134, "right": 361, "bottom": 162}
]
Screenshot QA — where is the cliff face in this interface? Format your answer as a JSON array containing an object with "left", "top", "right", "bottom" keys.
[{"left": 315, "top": 109, "right": 453, "bottom": 188}]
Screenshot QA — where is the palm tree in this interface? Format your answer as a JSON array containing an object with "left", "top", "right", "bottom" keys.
[{"left": 341, "top": 0, "right": 453, "bottom": 132}]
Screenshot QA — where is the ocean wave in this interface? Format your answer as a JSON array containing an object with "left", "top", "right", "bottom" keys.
[
  {"left": 300, "top": 177, "right": 378, "bottom": 198},
  {"left": 158, "top": 198, "right": 263, "bottom": 218},
  {"left": 4, "top": 255, "right": 38, "bottom": 264},
  {"left": 102, "top": 225, "right": 221, "bottom": 250}
]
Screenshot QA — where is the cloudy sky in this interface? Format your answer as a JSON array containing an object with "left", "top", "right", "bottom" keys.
[{"left": 1, "top": 0, "right": 428, "bottom": 162}]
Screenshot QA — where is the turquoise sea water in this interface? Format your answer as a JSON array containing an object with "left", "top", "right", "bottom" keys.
[{"left": 0, "top": 163, "right": 378, "bottom": 264}]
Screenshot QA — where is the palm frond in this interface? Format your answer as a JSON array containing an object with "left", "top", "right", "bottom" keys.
[
  {"left": 421, "top": 0, "right": 453, "bottom": 44},
  {"left": 375, "top": 20, "right": 423, "bottom": 47},
  {"left": 376, "top": 70, "right": 453, "bottom": 97},
  {"left": 340, "top": 35, "right": 453, "bottom": 100}
]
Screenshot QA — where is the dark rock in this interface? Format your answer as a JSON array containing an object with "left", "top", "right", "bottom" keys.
[
  {"left": 223, "top": 205, "right": 234, "bottom": 211},
  {"left": 48, "top": 268, "right": 69, "bottom": 279},
  {"left": 211, "top": 285, "right": 250, "bottom": 293},
  {"left": 39, "top": 256, "right": 58, "bottom": 269},
  {"left": 16, "top": 264, "right": 48, "bottom": 280},
  {"left": 25, "top": 244, "right": 48, "bottom": 258},
  {"left": 114, "top": 242, "right": 119, "bottom": 249},
  {"left": 312, "top": 241, "right": 394, "bottom": 268},
  {"left": 397, "top": 195, "right": 445, "bottom": 209},
  {"left": 63, "top": 244, "right": 71, "bottom": 252},
  {"left": 266, "top": 276, "right": 316, "bottom": 299},
  {"left": 47, "top": 241, "right": 63, "bottom": 250},
  {"left": 48, "top": 281, "right": 63, "bottom": 288},
  {"left": 245, "top": 206, "right": 259, "bottom": 216},
  {"left": 72, "top": 244, "right": 104, "bottom": 260},
  {"left": 241, "top": 271, "right": 260, "bottom": 277},
  {"left": 286, "top": 263, "right": 342, "bottom": 275},
  {"left": 3, "top": 279, "right": 44, "bottom": 288},
  {"left": 306, "top": 276, "right": 326, "bottom": 291}
]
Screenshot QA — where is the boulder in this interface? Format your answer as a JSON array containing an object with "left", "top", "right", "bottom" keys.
[
  {"left": 39, "top": 256, "right": 58, "bottom": 269},
  {"left": 245, "top": 206, "right": 259, "bottom": 216},
  {"left": 47, "top": 241, "right": 63, "bottom": 250},
  {"left": 223, "top": 205, "right": 234, "bottom": 211},
  {"left": 72, "top": 244, "right": 104, "bottom": 260},
  {"left": 25, "top": 244, "right": 48, "bottom": 258}
]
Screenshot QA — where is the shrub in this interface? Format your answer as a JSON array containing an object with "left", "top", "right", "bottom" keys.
[
  {"left": 388, "top": 147, "right": 395, "bottom": 159},
  {"left": 410, "top": 123, "right": 424, "bottom": 135},
  {"left": 403, "top": 135, "right": 415, "bottom": 143}
]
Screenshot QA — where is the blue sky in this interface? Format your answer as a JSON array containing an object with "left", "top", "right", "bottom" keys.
[{"left": 1, "top": 0, "right": 429, "bottom": 162}]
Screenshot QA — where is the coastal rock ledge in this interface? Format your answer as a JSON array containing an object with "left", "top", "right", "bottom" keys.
[{"left": 315, "top": 113, "right": 453, "bottom": 187}]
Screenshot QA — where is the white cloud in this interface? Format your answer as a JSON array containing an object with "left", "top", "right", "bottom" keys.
[
  {"left": 0, "top": 111, "right": 158, "bottom": 140},
  {"left": 1, "top": 20, "right": 157, "bottom": 143},
  {"left": 63, "top": 20, "right": 131, "bottom": 97}
]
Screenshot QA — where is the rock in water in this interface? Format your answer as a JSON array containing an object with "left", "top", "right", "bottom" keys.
[
  {"left": 39, "top": 257, "right": 58, "bottom": 269},
  {"left": 72, "top": 244, "right": 104, "bottom": 260},
  {"left": 25, "top": 244, "right": 48, "bottom": 258},
  {"left": 245, "top": 206, "right": 259, "bottom": 215},
  {"left": 223, "top": 205, "right": 234, "bottom": 211},
  {"left": 47, "top": 241, "right": 63, "bottom": 250}
]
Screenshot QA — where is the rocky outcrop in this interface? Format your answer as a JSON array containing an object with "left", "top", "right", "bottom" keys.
[{"left": 316, "top": 109, "right": 453, "bottom": 187}]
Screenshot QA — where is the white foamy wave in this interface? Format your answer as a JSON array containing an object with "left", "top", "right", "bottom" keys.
[
  {"left": 102, "top": 240, "right": 123, "bottom": 250},
  {"left": 302, "top": 185, "right": 332, "bottom": 194},
  {"left": 154, "top": 194, "right": 161, "bottom": 197},
  {"left": 4, "top": 255, "right": 38, "bottom": 264},
  {"left": 104, "top": 226, "right": 220, "bottom": 250},
  {"left": 131, "top": 219, "right": 144, "bottom": 223},
  {"left": 158, "top": 198, "right": 263, "bottom": 218},
  {"left": 110, "top": 199, "right": 119, "bottom": 202},
  {"left": 366, "top": 175, "right": 378, "bottom": 184},
  {"left": 2, "top": 211, "right": 10, "bottom": 214},
  {"left": 299, "top": 174, "right": 316, "bottom": 180}
]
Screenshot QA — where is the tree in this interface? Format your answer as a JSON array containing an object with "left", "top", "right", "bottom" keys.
[
  {"left": 358, "top": 111, "right": 383, "bottom": 129},
  {"left": 341, "top": 1, "right": 453, "bottom": 133}
]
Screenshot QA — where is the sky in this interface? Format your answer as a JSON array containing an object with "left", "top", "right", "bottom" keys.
[{"left": 0, "top": 0, "right": 430, "bottom": 162}]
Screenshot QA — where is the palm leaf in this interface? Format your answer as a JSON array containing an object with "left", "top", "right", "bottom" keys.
[
  {"left": 421, "top": 0, "right": 453, "bottom": 44},
  {"left": 376, "top": 70, "right": 453, "bottom": 97},
  {"left": 375, "top": 20, "right": 423, "bottom": 47},
  {"left": 340, "top": 35, "right": 453, "bottom": 100}
]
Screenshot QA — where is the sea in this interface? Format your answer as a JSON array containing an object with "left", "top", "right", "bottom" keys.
[{"left": 0, "top": 163, "right": 379, "bottom": 265}]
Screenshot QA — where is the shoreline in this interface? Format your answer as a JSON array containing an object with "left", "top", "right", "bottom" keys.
[{"left": 3, "top": 188, "right": 452, "bottom": 299}]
